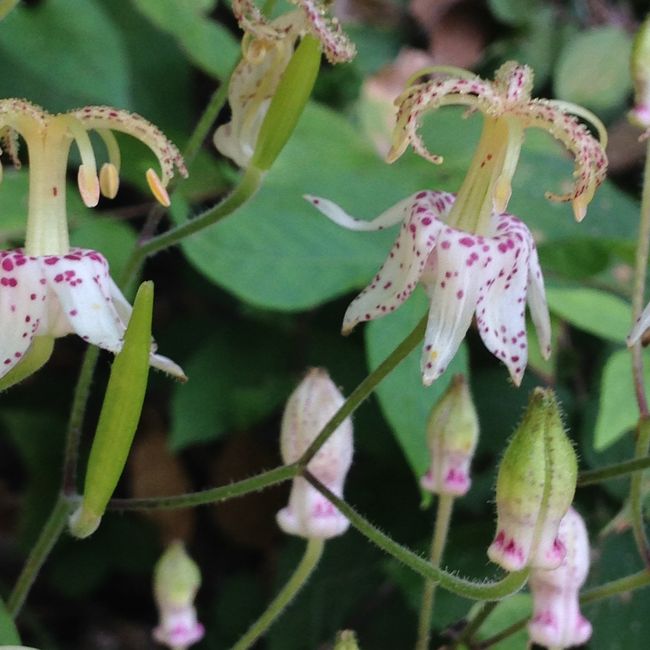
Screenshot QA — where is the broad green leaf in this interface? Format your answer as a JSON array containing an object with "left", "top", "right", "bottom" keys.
[
  {"left": 132, "top": 0, "right": 239, "bottom": 80},
  {"left": 554, "top": 27, "right": 632, "bottom": 112},
  {"left": 365, "top": 289, "right": 469, "bottom": 481},
  {"left": 465, "top": 594, "right": 532, "bottom": 649},
  {"left": 0, "top": 598, "right": 20, "bottom": 644},
  {"left": 546, "top": 287, "right": 631, "bottom": 343},
  {"left": 489, "top": 0, "right": 539, "bottom": 26},
  {"left": 0, "top": 0, "right": 130, "bottom": 109},
  {"left": 169, "top": 323, "right": 293, "bottom": 449},
  {"left": 594, "top": 348, "right": 650, "bottom": 450}
]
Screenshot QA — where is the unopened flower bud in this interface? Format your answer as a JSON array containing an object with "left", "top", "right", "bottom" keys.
[
  {"left": 630, "top": 15, "right": 650, "bottom": 129},
  {"left": 488, "top": 388, "right": 577, "bottom": 571},
  {"left": 528, "top": 507, "right": 592, "bottom": 648},
  {"left": 276, "top": 368, "right": 353, "bottom": 539},
  {"left": 153, "top": 542, "right": 204, "bottom": 650},
  {"left": 420, "top": 375, "right": 479, "bottom": 496}
]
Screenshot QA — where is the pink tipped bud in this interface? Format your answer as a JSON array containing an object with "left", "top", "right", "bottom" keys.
[
  {"left": 528, "top": 507, "right": 592, "bottom": 648},
  {"left": 488, "top": 388, "right": 577, "bottom": 571},
  {"left": 276, "top": 368, "right": 353, "bottom": 540},
  {"left": 153, "top": 542, "right": 204, "bottom": 650},
  {"left": 420, "top": 375, "right": 479, "bottom": 497}
]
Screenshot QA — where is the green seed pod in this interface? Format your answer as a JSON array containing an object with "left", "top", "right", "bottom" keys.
[
  {"left": 69, "top": 281, "right": 154, "bottom": 538},
  {"left": 488, "top": 388, "right": 577, "bottom": 572},
  {"left": 250, "top": 34, "right": 322, "bottom": 171}
]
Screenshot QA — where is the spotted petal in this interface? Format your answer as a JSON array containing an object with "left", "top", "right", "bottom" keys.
[{"left": 0, "top": 250, "right": 48, "bottom": 377}]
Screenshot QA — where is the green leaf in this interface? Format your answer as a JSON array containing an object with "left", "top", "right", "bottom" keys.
[
  {"left": 365, "top": 288, "right": 469, "bottom": 481},
  {"left": 594, "top": 348, "right": 650, "bottom": 450},
  {"left": 466, "top": 594, "right": 532, "bottom": 649},
  {"left": 0, "top": 0, "right": 130, "bottom": 110},
  {"left": 169, "top": 323, "right": 293, "bottom": 449},
  {"left": 132, "top": 0, "right": 239, "bottom": 80},
  {"left": 488, "top": 0, "right": 539, "bottom": 26},
  {"left": 554, "top": 27, "right": 632, "bottom": 112},
  {"left": 546, "top": 287, "right": 631, "bottom": 343},
  {"left": 0, "top": 598, "right": 20, "bottom": 644}
]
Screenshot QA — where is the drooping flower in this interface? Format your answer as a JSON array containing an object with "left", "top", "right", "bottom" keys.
[
  {"left": 307, "top": 61, "right": 607, "bottom": 386},
  {"left": 420, "top": 374, "right": 479, "bottom": 496},
  {"left": 307, "top": 191, "right": 550, "bottom": 386},
  {"left": 153, "top": 542, "right": 204, "bottom": 650},
  {"left": 528, "top": 507, "right": 592, "bottom": 648},
  {"left": 276, "top": 368, "right": 353, "bottom": 539},
  {"left": 0, "top": 99, "right": 187, "bottom": 382},
  {"left": 214, "top": 0, "right": 355, "bottom": 168},
  {"left": 388, "top": 61, "right": 608, "bottom": 225},
  {"left": 488, "top": 388, "right": 577, "bottom": 572}
]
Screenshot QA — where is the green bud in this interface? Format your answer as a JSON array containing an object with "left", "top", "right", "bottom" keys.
[
  {"left": 334, "top": 630, "right": 360, "bottom": 650},
  {"left": 250, "top": 34, "right": 322, "bottom": 171},
  {"left": 488, "top": 388, "right": 577, "bottom": 572},
  {"left": 69, "top": 282, "right": 154, "bottom": 538},
  {"left": 630, "top": 14, "right": 650, "bottom": 128},
  {"left": 420, "top": 375, "right": 479, "bottom": 496}
]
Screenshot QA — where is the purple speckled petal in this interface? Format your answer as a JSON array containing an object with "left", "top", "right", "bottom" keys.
[
  {"left": 476, "top": 214, "right": 532, "bottom": 386},
  {"left": 0, "top": 250, "right": 48, "bottom": 378},
  {"left": 337, "top": 192, "right": 453, "bottom": 333},
  {"left": 39, "top": 248, "right": 124, "bottom": 352}
]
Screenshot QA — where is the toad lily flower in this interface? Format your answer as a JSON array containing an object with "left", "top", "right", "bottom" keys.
[
  {"left": 307, "top": 61, "right": 608, "bottom": 386},
  {"left": 389, "top": 61, "right": 608, "bottom": 226},
  {"left": 0, "top": 99, "right": 187, "bottom": 383},
  {"left": 214, "top": 0, "right": 355, "bottom": 169}
]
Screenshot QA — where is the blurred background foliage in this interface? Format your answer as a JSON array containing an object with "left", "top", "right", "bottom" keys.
[{"left": 0, "top": 0, "right": 650, "bottom": 648}]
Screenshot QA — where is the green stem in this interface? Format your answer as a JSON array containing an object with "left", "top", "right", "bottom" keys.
[
  {"left": 183, "top": 75, "right": 234, "bottom": 169},
  {"left": 119, "top": 165, "right": 263, "bottom": 288},
  {"left": 7, "top": 495, "right": 71, "bottom": 618},
  {"left": 449, "top": 601, "right": 499, "bottom": 650},
  {"left": 108, "top": 464, "right": 298, "bottom": 510},
  {"left": 299, "top": 314, "right": 427, "bottom": 468},
  {"left": 62, "top": 346, "right": 100, "bottom": 496},
  {"left": 578, "top": 455, "right": 650, "bottom": 486},
  {"left": 630, "top": 140, "right": 650, "bottom": 418},
  {"left": 415, "top": 494, "right": 455, "bottom": 650},
  {"left": 631, "top": 417, "right": 650, "bottom": 565},
  {"left": 303, "top": 471, "right": 528, "bottom": 601},
  {"left": 230, "top": 537, "right": 325, "bottom": 650}
]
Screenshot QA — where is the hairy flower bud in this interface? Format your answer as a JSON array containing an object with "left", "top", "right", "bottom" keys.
[
  {"left": 528, "top": 507, "right": 592, "bottom": 648},
  {"left": 488, "top": 388, "right": 577, "bottom": 571},
  {"left": 630, "top": 15, "right": 650, "bottom": 129},
  {"left": 153, "top": 542, "right": 204, "bottom": 650},
  {"left": 420, "top": 375, "right": 479, "bottom": 496},
  {"left": 276, "top": 368, "right": 353, "bottom": 539}
]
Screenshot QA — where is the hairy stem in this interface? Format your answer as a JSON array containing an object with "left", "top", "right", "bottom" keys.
[
  {"left": 7, "top": 496, "right": 71, "bottom": 618},
  {"left": 299, "top": 314, "right": 427, "bottom": 467},
  {"left": 108, "top": 464, "right": 298, "bottom": 510},
  {"left": 415, "top": 494, "right": 455, "bottom": 650},
  {"left": 62, "top": 346, "right": 100, "bottom": 496},
  {"left": 578, "top": 455, "right": 650, "bottom": 486},
  {"left": 304, "top": 472, "right": 529, "bottom": 601},
  {"left": 230, "top": 537, "right": 324, "bottom": 650}
]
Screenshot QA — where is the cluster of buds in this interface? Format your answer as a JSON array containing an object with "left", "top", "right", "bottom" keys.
[
  {"left": 420, "top": 374, "right": 479, "bottom": 497},
  {"left": 153, "top": 542, "right": 204, "bottom": 650},
  {"left": 488, "top": 388, "right": 577, "bottom": 572},
  {"left": 528, "top": 507, "right": 592, "bottom": 648},
  {"left": 276, "top": 368, "right": 353, "bottom": 540}
]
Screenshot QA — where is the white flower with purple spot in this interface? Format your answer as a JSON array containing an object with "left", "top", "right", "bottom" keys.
[
  {"left": 0, "top": 99, "right": 187, "bottom": 383},
  {"left": 306, "top": 191, "right": 551, "bottom": 386}
]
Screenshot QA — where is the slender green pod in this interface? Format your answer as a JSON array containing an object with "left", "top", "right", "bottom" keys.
[
  {"left": 69, "top": 281, "right": 154, "bottom": 538},
  {"left": 250, "top": 34, "right": 322, "bottom": 172}
]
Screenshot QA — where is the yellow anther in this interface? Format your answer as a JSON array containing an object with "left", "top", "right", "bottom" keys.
[
  {"left": 572, "top": 195, "right": 588, "bottom": 223},
  {"left": 77, "top": 163, "right": 100, "bottom": 208},
  {"left": 99, "top": 162, "right": 120, "bottom": 199},
  {"left": 146, "top": 168, "right": 171, "bottom": 207}
]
